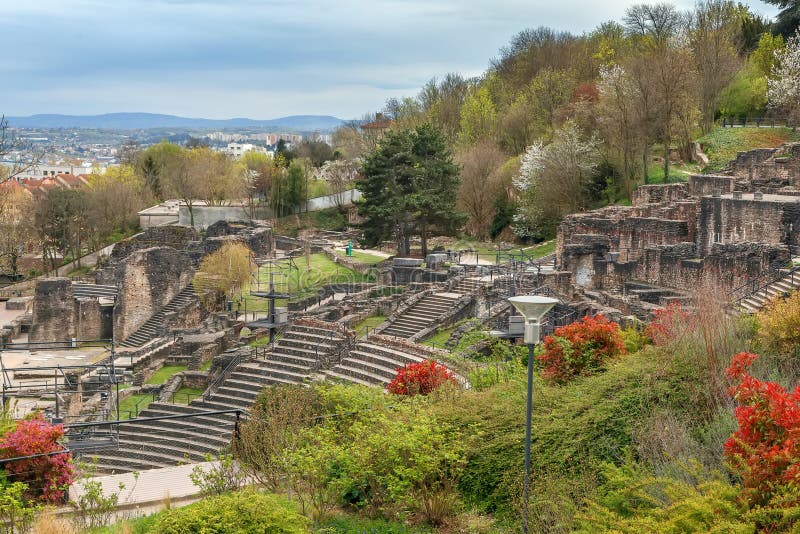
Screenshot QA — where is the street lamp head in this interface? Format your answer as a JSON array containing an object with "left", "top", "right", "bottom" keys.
[{"left": 508, "top": 295, "right": 558, "bottom": 345}]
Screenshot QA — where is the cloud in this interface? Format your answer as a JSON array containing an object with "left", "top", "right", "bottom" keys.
[{"left": 1, "top": 0, "right": 780, "bottom": 118}]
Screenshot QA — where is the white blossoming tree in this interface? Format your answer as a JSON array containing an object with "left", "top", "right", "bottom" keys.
[
  {"left": 768, "top": 30, "right": 800, "bottom": 127},
  {"left": 513, "top": 122, "right": 600, "bottom": 240}
]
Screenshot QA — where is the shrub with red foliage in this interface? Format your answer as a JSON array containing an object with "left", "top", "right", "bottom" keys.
[
  {"left": 387, "top": 360, "right": 457, "bottom": 396},
  {"left": 537, "top": 314, "right": 625, "bottom": 384},
  {"left": 725, "top": 351, "right": 800, "bottom": 514},
  {"left": 645, "top": 303, "right": 690, "bottom": 346},
  {"left": 0, "top": 412, "right": 75, "bottom": 503}
]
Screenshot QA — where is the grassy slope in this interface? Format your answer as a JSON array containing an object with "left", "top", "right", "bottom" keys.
[
  {"left": 241, "top": 253, "right": 374, "bottom": 311},
  {"left": 353, "top": 314, "right": 387, "bottom": 337},
  {"left": 699, "top": 126, "right": 800, "bottom": 171}
]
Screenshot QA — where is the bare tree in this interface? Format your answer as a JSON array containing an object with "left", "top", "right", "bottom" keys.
[
  {"left": 317, "top": 159, "right": 358, "bottom": 208},
  {"left": 624, "top": 3, "right": 696, "bottom": 181},
  {"left": 689, "top": 0, "right": 742, "bottom": 132},
  {"left": 597, "top": 64, "right": 644, "bottom": 198},
  {"left": 456, "top": 141, "right": 507, "bottom": 239}
]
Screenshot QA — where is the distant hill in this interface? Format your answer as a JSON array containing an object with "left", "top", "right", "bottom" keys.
[{"left": 6, "top": 113, "right": 346, "bottom": 132}]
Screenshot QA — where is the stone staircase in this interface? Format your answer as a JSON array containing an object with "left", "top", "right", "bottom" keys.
[
  {"left": 380, "top": 292, "right": 463, "bottom": 339},
  {"left": 452, "top": 276, "right": 489, "bottom": 295},
  {"left": 323, "top": 340, "right": 425, "bottom": 387},
  {"left": 80, "top": 323, "right": 348, "bottom": 473},
  {"left": 120, "top": 285, "right": 198, "bottom": 347},
  {"left": 738, "top": 269, "right": 800, "bottom": 314},
  {"left": 72, "top": 283, "right": 118, "bottom": 300}
]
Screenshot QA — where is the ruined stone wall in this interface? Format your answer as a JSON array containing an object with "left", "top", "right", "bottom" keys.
[
  {"left": 632, "top": 184, "right": 689, "bottom": 206},
  {"left": 603, "top": 242, "right": 787, "bottom": 294},
  {"left": 205, "top": 220, "right": 273, "bottom": 257},
  {"left": 689, "top": 175, "right": 735, "bottom": 196},
  {"left": 75, "top": 299, "right": 106, "bottom": 341},
  {"left": 110, "top": 226, "right": 199, "bottom": 262},
  {"left": 617, "top": 218, "right": 690, "bottom": 260},
  {"left": 113, "top": 247, "right": 194, "bottom": 341},
  {"left": 696, "top": 195, "right": 800, "bottom": 255},
  {"left": 723, "top": 144, "right": 800, "bottom": 191},
  {"left": 29, "top": 279, "right": 76, "bottom": 343}
]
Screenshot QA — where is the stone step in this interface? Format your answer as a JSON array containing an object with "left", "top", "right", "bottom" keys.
[
  {"left": 120, "top": 422, "right": 232, "bottom": 447},
  {"left": 381, "top": 326, "right": 421, "bottom": 337},
  {"left": 349, "top": 349, "right": 416, "bottom": 372},
  {"left": 116, "top": 434, "right": 220, "bottom": 457},
  {"left": 137, "top": 407, "right": 237, "bottom": 430},
  {"left": 271, "top": 344, "right": 326, "bottom": 360},
  {"left": 265, "top": 352, "right": 317, "bottom": 368},
  {"left": 285, "top": 325, "right": 344, "bottom": 339},
  {"left": 264, "top": 367, "right": 310, "bottom": 384},
  {"left": 220, "top": 378, "right": 265, "bottom": 394},
  {"left": 356, "top": 343, "right": 425, "bottom": 364},
  {"left": 205, "top": 394, "right": 255, "bottom": 410},
  {"left": 326, "top": 364, "right": 388, "bottom": 386},
  {"left": 323, "top": 369, "right": 377, "bottom": 388},
  {"left": 338, "top": 357, "right": 397, "bottom": 381},
  {"left": 192, "top": 398, "right": 250, "bottom": 412},
  {"left": 81, "top": 453, "right": 172, "bottom": 474},
  {"left": 96, "top": 441, "right": 205, "bottom": 465},
  {"left": 214, "top": 386, "right": 261, "bottom": 402}
]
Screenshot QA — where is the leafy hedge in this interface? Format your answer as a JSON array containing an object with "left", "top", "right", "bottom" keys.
[{"left": 148, "top": 490, "right": 308, "bottom": 533}]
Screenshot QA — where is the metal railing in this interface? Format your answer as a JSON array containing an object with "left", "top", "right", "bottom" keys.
[
  {"left": 200, "top": 350, "right": 249, "bottom": 405},
  {"left": 721, "top": 116, "right": 794, "bottom": 128},
  {"left": 728, "top": 263, "right": 800, "bottom": 305}
]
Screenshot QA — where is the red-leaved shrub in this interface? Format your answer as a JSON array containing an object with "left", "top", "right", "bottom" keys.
[
  {"left": 725, "top": 351, "right": 800, "bottom": 516},
  {"left": 0, "top": 412, "right": 75, "bottom": 503},
  {"left": 537, "top": 314, "right": 625, "bottom": 384},
  {"left": 645, "top": 302, "right": 690, "bottom": 346},
  {"left": 387, "top": 360, "right": 457, "bottom": 396}
]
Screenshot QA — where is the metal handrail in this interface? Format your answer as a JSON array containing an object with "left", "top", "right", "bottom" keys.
[
  {"left": 200, "top": 347, "right": 253, "bottom": 405},
  {"left": 728, "top": 263, "right": 800, "bottom": 304}
]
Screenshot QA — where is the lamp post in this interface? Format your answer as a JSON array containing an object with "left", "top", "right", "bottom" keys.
[{"left": 508, "top": 295, "right": 557, "bottom": 534}]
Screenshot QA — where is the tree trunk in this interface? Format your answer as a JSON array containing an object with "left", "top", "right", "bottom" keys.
[
  {"left": 642, "top": 146, "right": 649, "bottom": 185},
  {"left": 663, "top": 133, "right": 670, "bottom": 184},
  {"left": 420, "top": 222, "right": 428, "bottom": 258}
]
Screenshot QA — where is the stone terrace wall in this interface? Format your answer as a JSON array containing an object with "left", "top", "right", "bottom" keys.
[
  {"left": 29, "top": 278, "right": 76, "bottom": 343},
  {"left": 697, "top": 194, "right": 800, "bottom": 256},
  {"left": 632, "top": 183, "right": 689, "bottom": 205},
  {"left": 113, "top": 247, "right": 194, "bottom": 341},
  {"left": 689, "top": 174, "right": 735, "bottom": 196},
  {"left": 593, "top": 242, "right": 787, "bottom": 294},
  {"left": 110, "top": 226, "right": 199, "bottom": 262}
]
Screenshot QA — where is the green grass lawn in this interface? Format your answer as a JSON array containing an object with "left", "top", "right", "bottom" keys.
[
  {"left": 331, "top": 249, "right": 386, "bottom": 264},
  {"left": 172, "top": 386, "right": 204, "bottom": 404},
  {"left": 699, "top": 126, "right": 800, "bottom": 171},
  {"left": 645, "top": 162, "right": 691, "bottom": 184},
  {"left": 451, "top": 239, "right": 555, "bottom": 264},
  {"left": 118, "top": 393, "right": 155, "bottom": 420},
  {"left": 241, "top": 253, "right": 375, "bottom": 311},
  {"left": 354, "top": 314, "right": 387, "bottom": 337},
  {"left": 199, "top": 359, "right": 213, "bottom": 371},
  {"left": 145, "top": 365, "right": 187, "bottom": 385},
  {"left": 422, "top": 326, "right": 456, "bottom": 348}
]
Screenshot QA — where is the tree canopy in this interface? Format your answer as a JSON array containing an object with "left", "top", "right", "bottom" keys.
[{"left": 356, "top": 124, "right": 464, "bottom": 256}]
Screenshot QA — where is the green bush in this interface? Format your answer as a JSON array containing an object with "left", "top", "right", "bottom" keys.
[
  {"left": 317, "top": 515, "right": 430, "bottom": 533},
  {"left": 576, "top": 461, "right": 752, "bottom": 533},
  {"left": 450, "top": 350, "right": 685, "bottom": 528},
  {"left": 149, "top": 490, "right": 308, "bottom": 533}
]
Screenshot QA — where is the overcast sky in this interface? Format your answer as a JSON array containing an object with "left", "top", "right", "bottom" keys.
[{"left": 3, "top": 0, "right": 779, "bottom": 120}]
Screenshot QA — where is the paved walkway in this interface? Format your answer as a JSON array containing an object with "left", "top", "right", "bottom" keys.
[{"left": 69, "top": 461, "right": 216, "bottom": 511}]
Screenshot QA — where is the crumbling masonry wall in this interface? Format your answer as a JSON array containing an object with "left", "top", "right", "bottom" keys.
[{"left": 113, "top": 247, "right": 194, "bottom": 341}]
